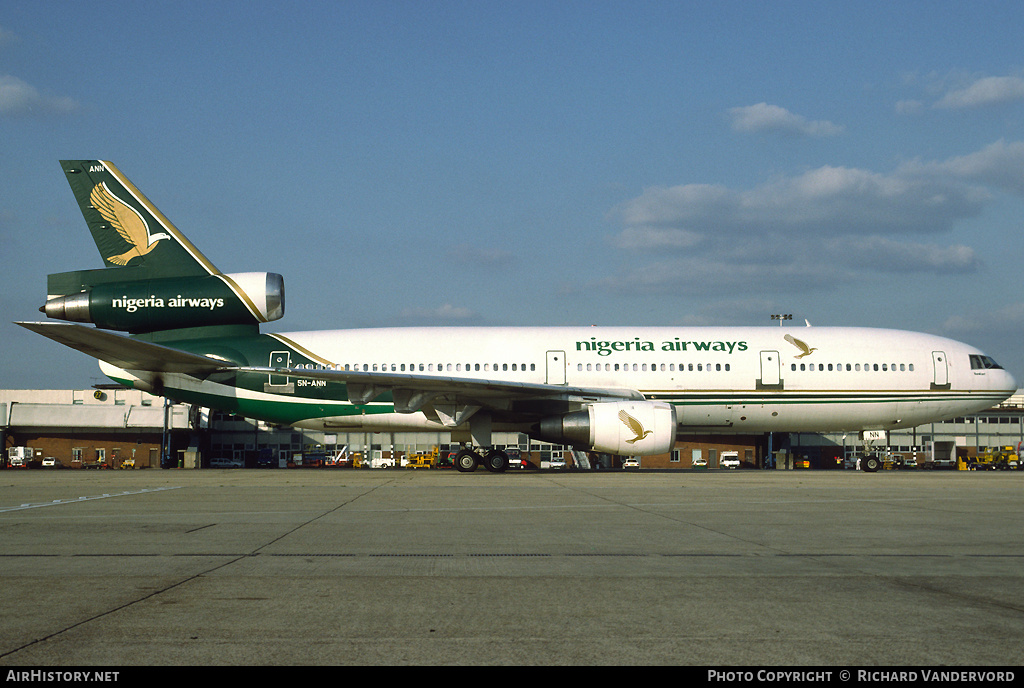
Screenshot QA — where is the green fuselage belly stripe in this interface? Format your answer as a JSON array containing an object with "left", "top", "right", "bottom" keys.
[
  {"left": 106, "top": 375, "right": 388, "bottom": 425},
  {"left": 183, "top": 391, "right": 393, "bottom": 425}
]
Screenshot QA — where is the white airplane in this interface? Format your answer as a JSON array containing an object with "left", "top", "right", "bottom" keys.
[{"left": 18, "top": 160, "right": 1018, "bottom": 472}]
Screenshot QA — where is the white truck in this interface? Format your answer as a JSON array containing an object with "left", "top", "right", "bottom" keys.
[
  {"left": 7, "top": 447, "right": 33, "bottom": 468},
  {"left": 720, "top": 451, "right": 740, "bottom": 469}
]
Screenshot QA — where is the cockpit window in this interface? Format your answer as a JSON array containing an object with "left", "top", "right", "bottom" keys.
[{"left": 970, "top": 354, "right": 1004, "bottom": 370}]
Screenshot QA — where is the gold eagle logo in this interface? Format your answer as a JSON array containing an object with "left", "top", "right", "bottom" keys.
[
  {"left": 618, "top": 409, "right": 653, "bottom": 444},
  {"left": 784, "top": 334, "right": 818, "bottom": 359},
  {"left": 90, "top": 183, "right": 170, "bottom": 265}
]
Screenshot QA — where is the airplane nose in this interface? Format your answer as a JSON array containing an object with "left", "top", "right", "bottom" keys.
[
  {"left": 1005, "top": 369, "right": 1019, "bottom": 394},
  {"left": 994, "top": 368, "right": 1019, "bottom": 400}
]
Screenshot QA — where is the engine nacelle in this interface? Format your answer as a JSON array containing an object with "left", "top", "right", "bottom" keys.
[
  {"left": 42, "top": 272, "right": 284, "bottom": 333},
  {"left": 534, "top": 400, "right": 677, "bottom": 456}
]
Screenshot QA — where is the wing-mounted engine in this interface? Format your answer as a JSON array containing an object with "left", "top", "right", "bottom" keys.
[
  {"left": 41, "top": 272, "right": 285, "bottom": 333},
  {"left": 533, "top": 400, "right": 677, "bottom": 456}
]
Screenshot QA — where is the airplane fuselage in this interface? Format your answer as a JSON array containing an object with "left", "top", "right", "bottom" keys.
[{"left": 102, "top": 325, "right": 1017, "bottom": 439}]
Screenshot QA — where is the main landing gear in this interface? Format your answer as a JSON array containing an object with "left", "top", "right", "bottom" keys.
[{"left": 454, "top": 447, "right": 509, "bottom": 473}]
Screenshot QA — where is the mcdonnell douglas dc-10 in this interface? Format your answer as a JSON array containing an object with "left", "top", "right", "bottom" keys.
[{"left": 17, "top": 160, "right": 1018, "bottom": 472}]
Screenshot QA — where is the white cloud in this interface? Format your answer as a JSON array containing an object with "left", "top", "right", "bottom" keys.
[
  {"left": 0, "top": 75, "right": 78, "bottom": 116},
  {"left": 728, "top": 103, "right": 843, "bottom": 137},
  {"left": 935, "top": 75, "right": 1024, "bottom": 109},
  {"left": 598, "top": 140, "right": 1024, "bottom": 298},
  {"left": 899, "top": 139, "right": 1024, "bottom": 194},
  {"left": 824, "top": 236, "right": 980, "bottom": 273},
  {"left": 614, "top": 161, "right": 987, "bottom": 237}
]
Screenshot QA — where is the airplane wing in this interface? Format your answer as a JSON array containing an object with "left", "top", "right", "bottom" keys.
[
  {"left": 235, "top": 363, "right": 644, "bottom": 407},
  {"left": 15, "top": 321, "right": 232, "bottom": 375}
]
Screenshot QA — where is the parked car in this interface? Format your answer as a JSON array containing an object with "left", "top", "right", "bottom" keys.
[{"left": 622, "top": 457, "right": 640, "bottom": 469}]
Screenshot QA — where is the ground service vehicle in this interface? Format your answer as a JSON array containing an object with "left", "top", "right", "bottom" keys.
[
  {"left": 405, "top": 447, "right": 440, "bottom": 469},
  {"left": 7, "top": 447, "right": 31, "bottom": 468},
  {"left": 967, "top": 447, "right": 1019, "bottom": 470}
]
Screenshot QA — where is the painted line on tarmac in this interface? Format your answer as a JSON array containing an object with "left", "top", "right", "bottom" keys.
[{"left": 0, "top": 486, "right": 183, "bottom": 513}]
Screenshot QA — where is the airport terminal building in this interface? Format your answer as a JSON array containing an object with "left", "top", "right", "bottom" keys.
[{"left": 2, "top": 388, "right": 1022, "bottom": 470}]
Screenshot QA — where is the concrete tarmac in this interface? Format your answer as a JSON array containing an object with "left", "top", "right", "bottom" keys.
[{"left": 0, "top": 467, "right": 1022, "bottom": 666}]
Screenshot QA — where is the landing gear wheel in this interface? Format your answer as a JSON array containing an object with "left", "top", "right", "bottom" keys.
[
  {"left": 454, "top": 449, "right": 480, "bottom": 473},
  {"left": 483, "top": 449, "right": 509, "bottom": 473},
  {"left": 862, "top": 456, "right": 880, "bottom": 473}
]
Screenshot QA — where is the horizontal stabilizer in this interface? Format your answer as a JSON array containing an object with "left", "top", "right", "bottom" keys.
[{"left": 16, "top": 322, "right": 230, "bottom": 375}]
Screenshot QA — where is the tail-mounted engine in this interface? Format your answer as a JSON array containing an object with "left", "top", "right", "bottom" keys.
[
  {"left": 533, "top": 400, "right": 677, "bottom": 456},
  {"left": 41, "top": 272, "right": 285, "bottom": 333}
]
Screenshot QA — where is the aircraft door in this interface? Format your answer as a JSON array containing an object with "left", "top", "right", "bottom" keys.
[
  {"left": 546, "top": 350, "right": 566, "bottom": 385},
  {"left": 269, "top": 351, "right": 290, "bottom": 386},
  {"left": 759, "top": 350, "right": 782, "bottom": 389},
  {"left": 932, "top": 351, "right": 949, "bottom": 389}
]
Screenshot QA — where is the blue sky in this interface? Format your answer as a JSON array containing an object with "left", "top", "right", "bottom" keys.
[{"left": 3, "top": 1, "right": 1024, "bottom": 389}]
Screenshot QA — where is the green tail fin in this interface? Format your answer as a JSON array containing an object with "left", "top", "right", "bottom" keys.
[{"left": 60, "top": 160, "right": 218, "bottom": 277}]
